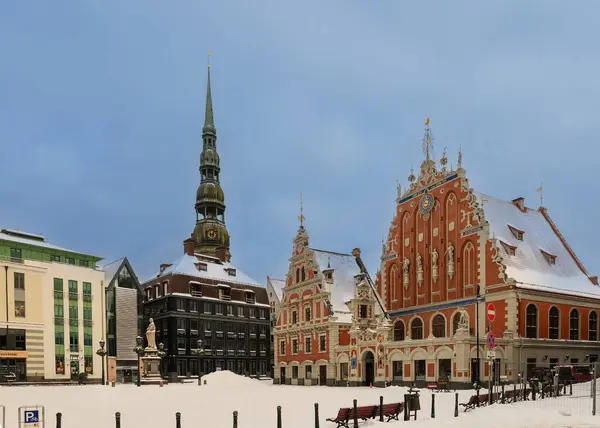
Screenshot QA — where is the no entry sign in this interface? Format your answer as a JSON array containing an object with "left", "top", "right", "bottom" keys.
[{"left": 487, "top": 303, "right": 496, "bottom": 322}]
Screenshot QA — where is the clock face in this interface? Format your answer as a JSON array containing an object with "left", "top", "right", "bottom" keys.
[
  {"left": 419, "top": 193, "right": 434, "bottom": 215},
  {"left": 207, "top": 229, "right": 217, "bottom": 240}
]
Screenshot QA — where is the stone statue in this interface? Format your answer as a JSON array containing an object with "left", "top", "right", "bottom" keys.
[
  {"left": 446, "top": 244, "right": 455, "bottom": 279},
  {"left": 458, "top": 309, "right": 468, "bottom": 330},
  {"left": 431, "top": 248, "right": 439, "bottom": 283},
  {"left": 402, "top": 257, "right": 410, "bottom": 289},
  {"left": 431, "top": 248, "right": 439, "bottom": 266},
  {"left": 145, "top": 318, "right": 157, "bottom": 349},
  {"left": 416, "top": 253, "right": 423, "bottom": 286}
]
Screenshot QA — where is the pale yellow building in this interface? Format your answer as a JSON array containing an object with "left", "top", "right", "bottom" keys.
[{"left": 0, "top": 229, "right": 104, "bottom": 382}]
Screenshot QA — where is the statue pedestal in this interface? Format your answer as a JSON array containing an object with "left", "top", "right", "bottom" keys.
[{"left": 140, "top": 347, "right": 167, "bottom": 386}]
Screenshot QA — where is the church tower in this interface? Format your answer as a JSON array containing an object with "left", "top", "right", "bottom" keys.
[{"left": 191, "top": 64, "right": 231, "bottom": 262}]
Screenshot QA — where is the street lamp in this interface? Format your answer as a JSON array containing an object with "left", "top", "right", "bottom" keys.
[
  {"left": 191, "top": 339, "right": 204, "bottom": 386},
  {"left": 133, "top": 335, "right": 145, "bottom": 387},
  {"left": 96, "top": 339, "right": 108, "bottom": 386},
  {"left": 157, "top": 342, "right": 166, "bottom": 379}
]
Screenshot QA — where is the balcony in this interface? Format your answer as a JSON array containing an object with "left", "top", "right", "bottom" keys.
[
  {"left": 238, "top": 350, "right": 245, "bottom": 356},
  {"left": 249, "top": 333, "right": 257, "bottom": 340},
  {"left": 190, "top": 329, "right": 199, "bottom": 336},
  {"left": 204, "top": 349, "right": 212, "bottom": 356},
  {"left": 246, "top": 298, "right": 256, "bottom": 305},
  {"left": 11, "top": 257, "right": 24, "bottom": 264},
  {"left": 219, "top": 294, "right": 231, "bottom": 301},
  {"left": 227, "top": 350, "right": 235, "bottom": 356},
  {"left": 68, "top": 293, "right": 78, "bottom": 301},
  {"left": 177, "top": 329, "right": 186, "bottom": 336},
  {"left": 215, "top": 331, "right": 223, "bottom": 338},
  {"left": 215, "top": 349, "right": 224, "bottom": 356},
  {"left": 204, "top": 330, "right": 212, "bottom": 337},
  {"left": 250, "top": 351, "right": 257, "bottom": 357},
  {"left": 227, "top": 332, "right": 236, "bottom": 339},
  {"left": 260, "top": 351, "right": 266, "bottom": 356},
  {"left": 259, "top": 334, "right": 266, "bottom": 340},
  {"left": 54, "top": 291, "right": 64, "bottom": 299},
  {"left": 83, "top": 294, "right": 92, "bottom": 302},
  {"left": 238, "top": 332, "right": 245, "bottom": 339}
]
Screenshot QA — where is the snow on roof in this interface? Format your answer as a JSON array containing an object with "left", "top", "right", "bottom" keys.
[
  {"left": 151, "top": 254, "right": 261, "bottom": 287},
  {"left": 478, "top": 193, "right": 599, "bottom": 297},
  {"left": 0, "top": 229, "right": 78, "bottom": 253},
  {"left": 311, "top": 249, "right": 360, "bottom": 319},
  {"left": 100, "top": 258, "right": 125, "bottom": 285},
  {"left": 267, "top": 277, "right": 286, "bottom": 302}
]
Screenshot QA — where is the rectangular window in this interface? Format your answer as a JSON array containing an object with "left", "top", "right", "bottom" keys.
[
  {"left": 292, "top": 311, "right": 297, "bottom": 324},
  {"left": 177, "top": 318, "right": 187, "bottom": 330},
  {"left": 249, "top": 308, "right": 257, "bottom": 318},
  {"left": 227, "top": 305, "right": 233, "bottom": 316},
  {"left": 66, "top": 257, "right": 75, "bottom": 265},
  {"left": 14, "top": 272, "right": 25, "bottom": 289},
  {"left": 280, "top": 341, "right": 285, "bottom": 355},
  {"left": 55, "top": 355, "right": 65, "bottom": 374},
  {"left": 392, "top": 361, "right": 403, "bottom": 380},
  {"left": 292, "top": 339, "right": 298, "bottom": 354},
  {"left": 340, "top": 362, "right": 349, "bottom": 380},
  {"left": 292, "top": 365, "right": 298, "bottom": 379},
  {"left": 590, "top": 314, "right": 598, "bottom": 341},
  {"left": 55, "top": 331, "right": 65, "bottom": 345},
  {"left": 238, "top": 306, "right": 244, "bottom": 317},
  {"left": 79, "top": 259, "right": 89, "bottom": 267},
  {"left": 360, "top": 305, "right": 368, "bottom": 319},
  {"left": 10, "top": 248, "right": 22, "bottom": 261},
  {"left": 54, "top": 278, "right": 64, "bottom": 292},
  {"left": 15, "top": 333, "right": 25, "bottom": 350},
  {"left": 15, "top": 301, "right": 25, "bottom": 317},
  {"left": 177, "top": 359, "right": 187, "bottom": 376},
  {"left": 54, "top": 303, "right": 64, "bottom": 317},
  {"left": 259, "top": 309, "right": 266, "bottom": 319},
  {"left": 68, "top": 280, "right": 78, "bottom": 300},
  {"left": 305, "top": 307, "right": 311, "bottom": 322},
  {"left": 177, "top": 299, "right": 187, "bottom": 311},
  {"left": 83, "top": 282, "right": 92, "bottom": 294},
  {"left": 189, "top": 300, "right": 198, "bottom": 312},
  {"left": 84, "top": 356, "right": 93, "bottom": 374},
  {"left": 84, "top": 331, "right": 92, "bottom": 346},
  {"left": 51, "top": 255, "right": 61, "bottom": 262},
  {"left": 215, "top": 304, "right": 223, "bottom": 315},
  {"left": 83, "top": 307, "right": 92, "bottom": 320},
  {"left": 69, "top": 303, "right": 78, "bottom": 320},
  {"left": 319, "top": 335, "right": 326, "bottom": 352},
  {"left": 526, "top": 358, "right": 536, "bottom": 379},
  {"left": 305, "top": 365, "right": 312, "bottom": 379},
  {"left": 204, "top": 302, "right": 213, "bottom": 314},
  {"left": 70, "top": 329, "right": 79, "bottom": 352},
  {"left": 305, "top": 337, "right": 311, "bottom": 353}
]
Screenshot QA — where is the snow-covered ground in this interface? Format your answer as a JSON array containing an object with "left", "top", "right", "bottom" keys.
[{"left": 0, "top": 371, "right": 598, "bottom": 428}]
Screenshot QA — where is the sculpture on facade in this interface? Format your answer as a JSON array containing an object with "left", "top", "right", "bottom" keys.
[
  {"left": 416, "top": 253, "right": 424, "bottom": 286},
  {"left": 431, "top": 248, "right": 439, "bottom": 283},
  {"left": 458, "top": 308, "right": 469, "bottom": 330},
  {"left": 446, "top": 243, "right": 455, "bottom": 279},
  {"left": 145, "top": 318, "right": 157, "bottom": 349},
  {"left": 402, "top": 257, "right": 410, "bottom": 289}
]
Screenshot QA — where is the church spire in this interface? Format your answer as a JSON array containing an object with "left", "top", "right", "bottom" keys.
[{"left": 191, "top": 57, "right": 231, "bottom": 262}]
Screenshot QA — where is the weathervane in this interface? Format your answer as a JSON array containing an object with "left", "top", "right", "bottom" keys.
[
  {"left": 423, "top": 118, "right": 434, "bottom": 160},
  {"left": 299, "top": 192, "right": 305, "bottom": 228}
]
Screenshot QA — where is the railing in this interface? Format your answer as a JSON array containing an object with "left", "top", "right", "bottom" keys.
[
  {"left": 238, "top": 350, "right": 245, "bottom": 356},
  {"left": 68, "top": 293, "right": 78, "bottom": 301},
  {"left": 190, "top": 330, "right": 199, "bottom": 336},
  {"left": 250, "top": 351, "right": 257, "bottom": 356},
  {"left": 238, "top": 333, "right": 245, "bottom": 339},
  {"left": 227, "top": 332, "right": 236, "bottom": 339},
  {"left": 54, "top": 291, "right": 64, "bottom": 299},
  {"left": 83, "top": 319, "right": 93, "bottom": 327},
  {"left": 246, "top": 298, "right": 256, "bottom": 304},
  {"left": 83, "top": 294, "right": 92, "bottom": 302},
  {"left": 215, "top": 331, "right": 223, "bottom": 338},
  {"left": 204, "top": 330, "right": 212, "bottom": 337},
  {"left": 54, "top": 317, "right": 64, "bottom": 325},
  {"left": 249, "top": 333, "right": 257, "bottom": 339},
  {"left": 260, "top": 351, "right": 266, "bottom": 356},
  {"left": 227, "top": 350, "right": 235, "bottom": 356},
  {"left": 220, "top": 295, "right": 231, "bottom": 301},
  {"left": 215, "top": 349, "right": 224, "bottom": 356},
  {"left": 177, "top": 329, "right": 186, "bottom": 336},
  {"left": 190, "top": 290, "right": 202, "bottom": 297},
  {"left": 259, "top": 334, "right": 266, "bottom": 340},
  {"left": 69, "top": 318, "right": 78, "bottom": 327}
]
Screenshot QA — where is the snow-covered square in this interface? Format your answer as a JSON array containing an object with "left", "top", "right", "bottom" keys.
[{"left": 1, "top": 372, "right": 598, "bottom": 428}]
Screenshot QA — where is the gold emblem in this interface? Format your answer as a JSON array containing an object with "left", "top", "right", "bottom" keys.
[{"left": 207, "top": 230, "right": 217, "bottom": 239}]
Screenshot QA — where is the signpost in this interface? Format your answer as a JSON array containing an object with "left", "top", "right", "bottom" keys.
[
  {"left": 18, "top": 406, "right": 44, "bottom": 428},
  {"left": 487, "top": 303, "right": 496, "bottom": 323},
  {"left": 487, "top": 332, "right": 496, "bottom": 349}
]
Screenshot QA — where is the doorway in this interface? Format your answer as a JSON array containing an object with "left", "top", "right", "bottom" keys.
[
  {"left": 363, "top": 351, "right": 375, "bottom": 386},
  {"left": 70, "top": 360, "right": 80, "bottom": 381},
  {"left": 471, "top": 358, "right": 480, "bottom": 385},
  {"left": 319, "top": 365, "right": 327, "bottom": 385},
  {"left": 280, "top": 367, "right": 286, "bottom": 384}
]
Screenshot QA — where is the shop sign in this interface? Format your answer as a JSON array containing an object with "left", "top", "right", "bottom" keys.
[{"left": 0, "top": 350, "right": 28, "bottom": 359}]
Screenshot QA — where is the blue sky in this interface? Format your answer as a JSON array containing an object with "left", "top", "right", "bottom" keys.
[{"left": 1, "top": 1, "right": 598, "bottom": 284}]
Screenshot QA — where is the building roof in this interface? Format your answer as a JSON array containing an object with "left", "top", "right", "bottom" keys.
[
  {"left": 100, "top": 258, "right": 125, "bottom": 284},
  {"left": 478, "top": 193, "right": 599, "bottom": 298},
  {"left": 147, "top": 253, "right": 261, "bottom": 287},
  {"left": 267, "top": 277, "right": 286, "bottom": 302},
  {"left": 0, "top": 228, "right": 101, "bottom": 258},
  {"left": 311, "top": 249, "right": 361, "bottom": 323}
]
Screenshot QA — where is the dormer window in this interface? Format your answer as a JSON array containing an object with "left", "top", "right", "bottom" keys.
[
  {"left": 500, "top": 241, "right": 516, "bottom": 256},
  {"left": 196, "top": 262, "right": 208, "bottom": 272},
  {"left": 359, "top": 305, "right": 368, "bottom": 319},
  {"left": 540, "top": 249, "right": 556, "bottom": 265},
  {"left": 323, "top": 269, "right": 334, "bottom": 283},
  {"left": 512, "top": 197, "right": 525, "bottom": 211},
  {"left": 225, "top": 268, "right": 236, "bottom": 277},
  {"left": 508, "top": 225, "right": 524, "bottom": 241}
]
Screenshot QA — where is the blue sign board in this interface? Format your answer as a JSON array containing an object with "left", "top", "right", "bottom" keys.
[
  {"left": 24, "top": 410, "right": 40, "bottom": 424},
  {"left": 487, "top": 333, "right": 496, "bottom": 349}
]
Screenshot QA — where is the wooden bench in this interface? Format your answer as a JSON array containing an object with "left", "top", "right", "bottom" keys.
[
  {"left": 460, "top": 393, "right": 489, "bottom": 412},
  {"left": 377, "top": 402, "right": 404, "bottom": 422},
  {"left": 350, "top": 405, "right": 378, "bottom": 422},
  {"left": 326, "top": 408, "right": 351, "bottom": 428}
]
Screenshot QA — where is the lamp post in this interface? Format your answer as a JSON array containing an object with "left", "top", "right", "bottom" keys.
[
  {"left": 157, "top": 342, "right": 166, "bottom": 379},
  {"left": 133, "top": 335, "right": 145, "bottom": 387},
  {"left": 476, "top": 285, "right": 481, "bottom": 391},
  {"left": 191, "top": 339, "right": 205, "bottom": 386},
  {"left": 96, "top": 339, "right": 108, "bottom": 385}
]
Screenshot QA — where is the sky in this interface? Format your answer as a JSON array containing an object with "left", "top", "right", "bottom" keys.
[{"left": 1, "top": 1, "right": 599, "bottom": 285}]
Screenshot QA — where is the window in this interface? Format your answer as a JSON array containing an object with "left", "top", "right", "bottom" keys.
[
  {"left": 83, "top": 307, "right": 92, "bottom": 320},
  {"left": 570, "top": 309, "right": 580, "bottom": 340},
  {"left": 14, "top": 272, "right": 25, "bottom": 290},
  {"left": 508, "top": 225, "right": 524, "bottom": 241},
  {"left": 500, "top": 241, "right": 516, "bottom": 256},
  {"left": 259, "top": 309, "right": 266, "bottom": 319},
  {"left": 549, "top": 307, "right": 559, "bottom": 339},
  {"left": 82, "top": 282, "right": 91, "bottom": 295},
  {"left": 215, "top": 304, "right": 223, "bottom": 315},
  {"left": 305, "top": 306, "right": 311, "bottom": 322},
  {"left": 238, "top": 306, "right": 244, "bottom": 317},
  {"left": 280, "top": 341, "right": 285, "bottom": 355},
  {"left": 296, "top": 268, "right": 300, "bottom": 283},
  {"left": 70, "top": 330, "right": 79, "bottom": 352},
  {"left": 249, "top": 308, "right": 257, "bottom": 318},
  {"left": 340, "top": 363, "right": 349, "bottom": 380},
  {"left": 227, "top": 305, "right": 233, "bottom": 316},
  {"left": 79, "top": 260, "right": 89, "bottom": 267},
  {"left": 177, "top": 359, "right": 187, "bottom": 376},
  {"left": 432, "top": 314, "right": 446, "bottom": 338},
  {"left": 590, "top": 311, "right": 598, "bottom": 341},
  {"left": 411, "top": 318, "right": 423, "bottom": 340},
  {"left": 55, "top": 356, "right": 65, "bottom": 374},
  {"left": 190, "top": 301, "right": 198, "bottom": 312},
  {"left": 54, "top": 303, "right": 64, "bottom": 317},
  {"left": 541, "top": 250, "right": 556, "bottom": 265},
  {"left": 291, "top": 311, "right": 297, "bottom": 324},
  {"left": 301, "top": 267, "right": 306, "bottom": 282},
  {"left": 14, "top": 301, "right": 25, "bottom": 317},
  {"left": 177, "top": 300, "right": 187, "bottom": 311},
  {"left": 54, "top": 331, "right": 64, "bottom": 345},
  {"left": 177, "top": 318, "right": 187, "bottom": 330},
  {"left": 392, "top": 361, "right": 403, "bottom": 380},
  {"left": 51, "top": 255, "right": 60, "bottom": 262},
  {"left": 10, "top": 248, "right": 22, "bottom": 261},
  {"left": 292, "top": 365, "right": 298, "bottom": 379},
  {"left": 292, "top": 339, "right": 298, "bottom": 354},
  {"left": 526, "top": 358, "right": 536, "bottom": 380},
  {"left": 68, "top": 280, "right": 78, "bottom": 297},
  {"left": 359, "top": 305, "right": 368, "bottom": 319},
  {"left": 393, "top": 321, "right": 405, "bottom": 341},
  {"left": 84, "top": 332, "right": 92, "bottom": 346},
  {"left": 305, "top": 337, "right": 311, "bottom": 353},
  {"left": 65, "top": 257, "right": 75, "bottom": 265},
  {"left": 305, "top": 365, "right": 312, "bottom": 379},
  {"left": 525, "top": 304, "right": 537, "bottom": 338}
]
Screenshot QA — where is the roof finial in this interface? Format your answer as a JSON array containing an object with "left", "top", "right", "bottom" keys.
[
  {"left": 204, "top": 53, "right": 215, "bottom": 129},
  {"left": 457, "top": 145, "right": 463, "bottom": 169},
  {"left": 423, "top": 118, "right": 433, "bottom": 160},
  {"left": 536, "top": 183, "right": 544, "bottom": 208},
  {"left": 207, "top": 51, "right": 212, "bottom": 68},
  {"left": 298, "top": 192, "right": 305, "bottom": 228},
  {"left": 327, "top": 256, "right": 331, "bottom": 269}
]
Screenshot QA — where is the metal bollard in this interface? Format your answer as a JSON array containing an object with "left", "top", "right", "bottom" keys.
[
  {"left": 56, "top": 412, "right": 62, "bottom": 428},
  {"left": 431, "top": 393, "right": 435, "bottom": 419},
  {"left": 379, "top": 396, "right": 383, "bottom": 422},
  {"left": 501, "top": 384, "right": 505, "bottom": 404},
  {"left": 233, "top": 411, "right": 238, "bottom": 428},
  {"left": 277, "top": 406, "right": 282, "bottom": 428},
  {"left": 454, "top": 392, "right": 458, "bottom": 417},
  {"left": 176, "top": 412, "right": 181, "bottom": 428},
  {"left": 115, "top": 412, "right": 121, "bottom": 428},
  {"left": 403, "top": 394, "right": 409, "bottom": 421},
  {"left": 569, "top": 383, "right": 573, "bottom": 396},
  {"left": 353, "top": 399, "right": 358, "bottom": 428},
  {"left": 513, "top": 383, "right": 517, "bottom": 401},
  {"left": 314, "top": 403, "right": 320, "bottom": 428}
]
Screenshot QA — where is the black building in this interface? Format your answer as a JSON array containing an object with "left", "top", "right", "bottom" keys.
[{"left": 141, "top": 62, "right": 270, "bottom": 380}]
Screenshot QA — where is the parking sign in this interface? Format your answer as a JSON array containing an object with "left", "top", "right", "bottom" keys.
[{"left": 18, "top": 406, "right": 44, "bottom": 428}]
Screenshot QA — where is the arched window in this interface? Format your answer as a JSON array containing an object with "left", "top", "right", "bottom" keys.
[
  {"left": 549, "top": 306, "right": 559, "bottom": 339},
  {"left": 295, "top": 268, "right": 300, "bottom": 283},
  {"left": 569, "top": 309, "right": 580, "bottom": 341},
  {"left": 411, "top": 318, "right": 423, "bottom": 340},
  {"left": 393, "top": 320, "right": 405, "bottom": 341},
  {"left": 389, "top": 265, "right": 397, "bottom": 301},
  {"left": 304, "top": 305, "right": 311, "bottom": 322},
  {"left": 589, "top": 311, "right": 598, "bottom": 341},
  {"left": 462, "top": 242, "right": 475, "bottom": 287},
  {"left": 301, "top": 267, "right": 306, "bottom": 282},
  {"left": 525, "top": 304, "right": 538, "bottom": 338},
  {"left": 432, "top": 314, "right": 446, "bottom": 338},
  {"left": 452, "top": 312, "right": 463, "bottom": 335}
]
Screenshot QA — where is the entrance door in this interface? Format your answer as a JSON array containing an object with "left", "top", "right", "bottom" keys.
[
  {"left": 280, "top": 367, "right": 286, "bottom": 384},
  {"left": 471, "top": 358, "right": 480, "bottom": 386},
  {"left": 319, "top": 365, "right": 327, "bottom": 385},
  {"left": 70, "top": 360, "right": 80, "bottom": 381},
  {"left": 364, "top": 351, "right": 375, "bottom": 386}
]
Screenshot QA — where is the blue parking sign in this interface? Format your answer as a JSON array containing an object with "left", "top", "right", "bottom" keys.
[{"left": 24, "top": 410, "right": 39, "bottom": 424}]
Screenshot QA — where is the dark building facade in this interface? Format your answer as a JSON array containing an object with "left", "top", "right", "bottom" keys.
[{"left": 141, "top": 63, "right": 270, "bottom": 381}]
